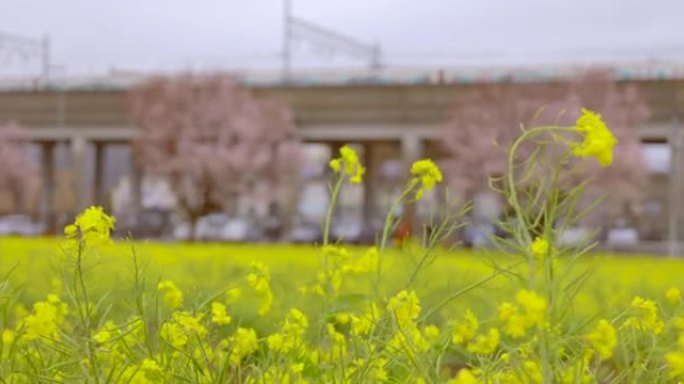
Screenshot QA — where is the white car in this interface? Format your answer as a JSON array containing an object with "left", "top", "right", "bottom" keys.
[
  {"left": 557, "top": 226, "right": 594, "bottom": 247},
  {"left": 606, "top": 227, "right": 639, "bottom": 246},
  {"left": 173, "top": 214, "right": 260, "bottom": 242},
  {"left": 0, "top": 215, "right": 46, "bottom": 236}
]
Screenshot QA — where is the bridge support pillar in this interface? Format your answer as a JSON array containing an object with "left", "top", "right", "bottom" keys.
[
  {"left": 39, "top": 141, "right": 55, "bottom": 232},
  {"left": 130, "top": 158, "right": 143, "bottom": 227},
  {"left": 94, "top": 141, "right": 107, "bottom": 207},
  {"left": 362, "top": 142, "right": 377, "bottom": 231},
  {"left": 71, "top": 136, "right": 89, "bottom": 212},
  {"left": 400, "top": 134, "right": 424, "bottom": 236}
]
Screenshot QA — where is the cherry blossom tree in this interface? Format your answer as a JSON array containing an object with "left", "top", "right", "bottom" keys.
[
  {"left": 129, "top": 74, "right": 302, "bottom": 239},
  {"left": 0, "top": 121, "right": 39, "bottom": 213},
  {"left": 439, "top": 79, "right": 565, "bottom": 199},
  {"left": 440, "top": 70, "right": 649, "bottom": 227}
]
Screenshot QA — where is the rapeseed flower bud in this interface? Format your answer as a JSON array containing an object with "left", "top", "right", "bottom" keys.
[
  {"left": 572, "top": 108, "right": 618, "bottom": 167},
  {"left": 410, "top": 159, "right": 443, "bottom": 200}
]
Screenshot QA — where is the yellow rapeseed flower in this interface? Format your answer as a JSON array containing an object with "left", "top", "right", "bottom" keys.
[
  {"left": 329, "top": 145, "right": 365, "bottom": 184},
  {"left": 226, "top": 287, "right": 242, "bottom": 304},
  {"left": 225, "top": 327, "right": 258, "bottom": 365},
  {"left": 529, "top": 237, "right": 549, "bottom": 259},
  {"left": 586, "top": 319, "right": 617, "bottom": 360},
  {"left": 451, "top": 309, "right": 479, "bottom": 345},
  {"left": 467, "top": 328, "right": 500, "bottom": 355},
  {"left": 211, "top": 302, "right": 232, "bottom": 325},
  {"left": 21, "top": 294, "right": 69, "bottom": 342},
  {"left": 572, "top": 108, "right": 618, "bottom": 167},
  {"left": 246, "top": 262, "right": 273, "bottom": 316},
  {"left": 448, "top": 368, "right": 478, "bottom": 384},
  {"left": 66, "top": 206, "right": 116, "bottom": 247},
  {"left": 387, "top": 290, "right": 421, "bottom": 328},
  {"left": 157, "top": 280, "right": 183, "bottom": 309},
  {"left": 667, "top": 351, "right": 684, "bottom": 379},
  {"left": 667, "top": 287, "right": 681, "bottom": 305},
  {"left": 410, "top": 159, "right": 443, "bottom": 200},
  {"left": 160, "top": 322, "right": 188, "bottom": 349},
  {"left": 623, "top": 296, "right": 664, "bottom": 335},
  {"left": 516, "top": 289, "right": 547, "bottom": 327}
]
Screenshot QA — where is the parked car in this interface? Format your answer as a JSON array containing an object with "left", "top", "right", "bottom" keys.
[
  {"left": 194, "top": 213, "right": 230, "bottom": 241},
  {"left": 606, "top": 227, "right": 639, "bottom": 246},
  {"left": 173, "top": 213, "right": 263, "bottom": 242},
  {"left": 289, "top": 222, "right": 323, "bottom": 244},
  {"left": 115, "top": 208, "right": 171, "bottom": 239},
  {"left": 0, "top": 215, "right": 46, "bottom": 236},
  {"left": 331, "top": 220, "right": 363, "bottom": 243},
  {"left": 558, "top": 226, "right": 595, "bottom": 247},
  {"left": 461, "top": 223, "right": 495, "bottom": 248}
]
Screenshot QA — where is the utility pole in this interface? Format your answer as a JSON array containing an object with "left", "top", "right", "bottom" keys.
[
  {"left": 0, "top": 30, "right": 51, "bottom": 84},
  {"left": 282, "top": 0, "right": 292, "bottom": 82},
  {"left": 41, "top": 35, "right": 51, "bottom": 82},
  {"left": 282, "top": 0, "right": 381, "bottom": 80},
  {"left": 668, "top": 116, "right": 682, "bottom": 257}
]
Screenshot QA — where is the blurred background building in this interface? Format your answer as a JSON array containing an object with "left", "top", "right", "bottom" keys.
[
  {"left": 0, "top": 65, "right": 681, "bottom": 246},
  {"left": 1, "top": 1, "right": 683, "bottom": 250}
]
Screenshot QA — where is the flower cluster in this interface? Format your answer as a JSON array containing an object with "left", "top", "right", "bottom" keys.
[
  {"left": 572, "top": 108, "right": 618, "bottom": 167},
  {"left": 246, "top": 262, "right": 274, "bottom": 316},
  {"left": 410, "top": 159, "right": 443, "bottom": 200},
  {"left": 329, "top": 145, "right": 365, "bottom": 183},
  {"left": 64, "top": 205, "right": 116, "bottom": 247},
  {"left": 158, "top": 280, "right": 184, "bottom": 309},
  {"left": 586, "top": 319, "right": 617, "bottom": 360},
  {"left": 529, "top": 237, "right": 549, "bottom": 259},
  {"left": 5, "top": 128, "right": 684, "bottom": 384}
]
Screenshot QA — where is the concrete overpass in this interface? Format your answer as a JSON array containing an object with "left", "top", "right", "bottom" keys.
[{"left": 1, "top": 65, "right": 683, "bottom": 235}]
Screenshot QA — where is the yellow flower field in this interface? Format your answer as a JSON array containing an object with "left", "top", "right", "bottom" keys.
[
  {"left": 1, "top": 110, "right": 684, "bottom": 383},
  {"left": 1, "top": 236, "right": 684, "bottom": 383}
]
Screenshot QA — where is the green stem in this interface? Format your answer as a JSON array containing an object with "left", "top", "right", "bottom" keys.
[
  {"left": 419, "top": 265, "right": 513, "bottom": 321},
  {"left": 75, "top": 241, "right": 101, "bottom": 383},
  {"left": 376, "top": 183, "right": 416, "bottom": 290},
  {"left": 506, "top": 126, "right": 576, "bottom": 246},
  {"left": 323, "top": 175, "right": 345, "bottom": 246}
]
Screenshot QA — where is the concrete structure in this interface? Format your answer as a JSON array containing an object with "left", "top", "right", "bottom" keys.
[{"left": 0, "top": 64, "right": 683, "bottom": 239}]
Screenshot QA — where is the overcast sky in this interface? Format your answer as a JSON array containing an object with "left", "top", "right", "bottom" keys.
[{"left": 1, "top": 0, "right": 683, "bottom": 76}]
